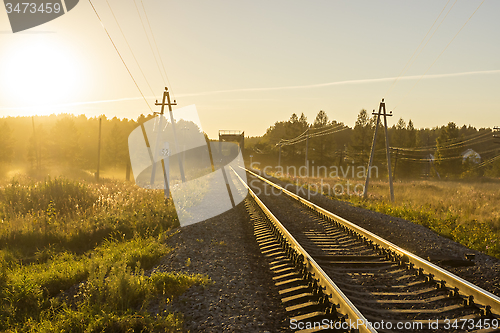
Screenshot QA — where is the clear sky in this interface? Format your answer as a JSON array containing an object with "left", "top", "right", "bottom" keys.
[{"left": 0, "top": 0, "right": 499, "bottom": 138}]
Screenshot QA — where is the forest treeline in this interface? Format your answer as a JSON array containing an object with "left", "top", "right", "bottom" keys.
[
  {"left": 1, "top": 110, "right": 499, "bottom": 180},
  {"left": 247, "top": 110, "right": 500, "bottom": 179},
  {"left": 0, "top": 113, "right": 156, "bottom": 178}
]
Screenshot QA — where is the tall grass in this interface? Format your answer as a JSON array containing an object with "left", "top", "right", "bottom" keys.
[
  {"left": 277, "top": 174, "right": 500, "bottom": 258},
  {"left": 0, "top": 176, "right": 208, "bottom": 332},
  {"left": 0, "top": 176, "right": 178, "bottom": 262}
]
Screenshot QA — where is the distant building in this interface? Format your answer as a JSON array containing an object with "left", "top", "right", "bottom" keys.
[{"left": 461, "top": 149, "right": 481, "bottom": 164}]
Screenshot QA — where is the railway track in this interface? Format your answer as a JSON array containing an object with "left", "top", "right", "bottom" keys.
[{"left": 232, "top": 168, "right": 500, "bottom": 332}]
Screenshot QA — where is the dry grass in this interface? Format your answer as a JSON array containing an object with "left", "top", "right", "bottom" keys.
[
  {"left": 0, "top": 176, "right": 209, "bottom": 332},
  {"left": 360, "top": 179, "right": 500, "bottom": 228},
  {"left": 276, "top": 173, "right": 500, "bottom": 258}
]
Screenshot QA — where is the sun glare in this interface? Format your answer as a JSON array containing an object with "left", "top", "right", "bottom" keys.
[{"left": 0, "top": 36, "right": 83, "bottom": 115}]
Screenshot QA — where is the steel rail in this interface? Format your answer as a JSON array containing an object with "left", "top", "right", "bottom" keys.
[
  {"left": 245, "top": 167, "right": 500, "bottom": 318},
  {"left": 230, "top": 167, "right": 378, "bottom": 333}
]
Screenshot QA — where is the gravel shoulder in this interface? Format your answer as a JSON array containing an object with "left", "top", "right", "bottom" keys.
[
  {"left": 149, "top": 201, "right": 291, "bottom": 333},
  {"left": 147, "top": 170, "right": 499, "bottom": 332},
  {"left": 259, "top": 172, "right": 500, "bottom": 298}
]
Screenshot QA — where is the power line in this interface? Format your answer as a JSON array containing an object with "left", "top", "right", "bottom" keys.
[
  {"left": 280, "top": 127, "right": 348, "bottom": 147},
  {"left": 385, "top": 0, "right": 453, "bottom": 97},
  {"left": 394, "top": 131, "right": 492, "bottom": 152},
  {"left": 280, "top": 128, "right": 309, "bottom": 143},
  {"left": 88, "top": 0, "right": 152, "bottom": 113},
  {"left": 278, "top": 123, "right": 346, "bottom": 146},
  {"left": 394, "top": 0, "right": 486, "bottom": 110},
  {"left": 309, "top": 124, "right": 346, "bottom": 137},
  {"left": 105, "top": 0, "right": 155, "bottom": 97},
  {"left": 398, "top": 147, "right": 498, "bottom": 162},
  {"left": 472, "top": 153, "right": 500, "bottom": 170},
  {"left": 140, "top": 0, "right": 175, "bottom": 99},
  {"left": 132, "top": 0, "right": 167, "bottom": 88}
]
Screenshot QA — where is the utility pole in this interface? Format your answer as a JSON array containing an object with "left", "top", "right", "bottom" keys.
[
  {"left": 363, "top": 98, "right": 394, "bottom": 202},
  {"left": 278, "top": 143, "right": 282, "bottom": 168},
  {"left": 96, "top": 117, "right": 102, "bottom": 181},
  {"left": 150, "top": 87, "right": 183, "bottom": 199},
  {"left": 494, "top": 127, "right": 500, "bottom": 142},
  {"left": 31, "top": 117, "right": 39, "bottom": 171},
  {"left": 429, "top": 154, "right": 441, "bottom": 179},
  {"left": 392, "top": 147, "right": 398, "bottom": 181},
  {"left": 338, "top": 145, "right": 345, "bottom": 169},
  {"left": 305, "top": 128, "right": 309, "bottom": 173},
  {"left": 155, "top": 87, "right": 185, "bottom": 183}
]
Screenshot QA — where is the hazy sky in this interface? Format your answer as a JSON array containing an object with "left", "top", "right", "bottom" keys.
[{"left": 0, "top": 0, "right": 499, "bottom": 138}]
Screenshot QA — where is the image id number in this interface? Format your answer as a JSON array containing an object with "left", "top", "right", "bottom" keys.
[{"left": 5, "top": 3, "right": 62, "bottom": 14}]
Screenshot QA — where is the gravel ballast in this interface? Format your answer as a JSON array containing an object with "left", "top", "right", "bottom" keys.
[
  {"left": 258, "top": 172, "right": 500, "bottom": 298},
  {"left": 150, "top": 201, "right": 290, "bottom": 332},
  {"left": 148, "top": 170, "right": 499, "bottom": 331}
]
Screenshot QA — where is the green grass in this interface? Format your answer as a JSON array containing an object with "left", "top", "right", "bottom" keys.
[
  {"left": 0, "top": 176, "right": 178, "bottom": 263},
  {"left": 0, "top": 176, "right": 210, "bottom": 332}
]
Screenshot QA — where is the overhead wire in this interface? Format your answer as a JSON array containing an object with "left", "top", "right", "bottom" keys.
[
  {"left": 279, "top": 128, "right": 309, "bottom": 143},
  {"left": 132, "top": 0, "right": 168, "bottom": 88},
  {"left": 400, "top": 0, "right": 457, "bottom": 80},
  {"left": 105, "top": 0, "right": 155, "bottom": 97},
  {"left": 278, "top": 123, "right": 346, "bottom": 146},
  {"left": 397, "top": 147, "right": 498, "bottom": 162},
  {"left": 309, "top": 124, "right": 346, "bottom": 137},
  {"left": 279, "top": 127, "right": 348, "bottom": 147},
  {"left": 385, "top": 0, "right": 453, "bottom": 97},
  {"left": 472, "top": 153, "right": 500, "bottom": 170},
  {"left": 393, "top": 0, "right": 486, "bottom": 110},
  {"left": 88, "top": 0, "right": 153, "bottom": 113},
  {"left": 140, "top": 0, "right": 175, "bottom": 99},
  {"left": 396, "top": 130, "right": 490, "bottom": 151},
  {"left": 394, "top": 131, "right": 492, "bottom": 152}
]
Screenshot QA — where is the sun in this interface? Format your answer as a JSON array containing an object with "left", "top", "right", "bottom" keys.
[{"left": 0, "top": 36, "right": 83, "bottom": 115}]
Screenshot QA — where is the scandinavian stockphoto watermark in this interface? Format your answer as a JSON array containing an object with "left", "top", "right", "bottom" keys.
[
  {"left": 290, "top": 318, "right": 500, "bottom": 331},
  {"left": 3, "top": 0, "right": 79, "bottom": 33},
  {"left": 250, "top": 162, "right": 378, "bottom": 199},
  {"left": 128, "top": 105, "right": 248, "bottom": 227},
  {"left": 290, "top": 318, "right": 425, "bottom": 331}
]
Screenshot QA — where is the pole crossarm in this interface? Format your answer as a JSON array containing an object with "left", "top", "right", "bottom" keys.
[
  {"left": 152, "top": 87, "right": 186, "bottom": 188},
  {"left": 494, "top": 127, "right": 500, "bottom": 141},
  {"left": 363, "top": 98, "right": 395, "bottom": 202},
  {"left": 155, "top": 87, "right": 177, "bottom": 115}
]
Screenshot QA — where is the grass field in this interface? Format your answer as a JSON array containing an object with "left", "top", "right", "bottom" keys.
[
  {"left": 276, "top": 173, "right": 500, "bottom": 259},
  {"left": 0, "top": 176, "right": 209, "bottom": 332}
]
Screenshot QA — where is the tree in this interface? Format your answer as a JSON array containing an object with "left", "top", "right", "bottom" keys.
[
  {"left": 435, "top": 122, "right": 462, "bottom": 177},
  {"left": 350, "top": 109, "right": 373, "bottom": 165},
  {"left": 27, "top": 125, "right": 48, "bottom": 170},
  {"left": 407, "top": 120, "right": 416, "bottom": 148},
  {"left": 392, "top": 117, "right": 407, "bottom": 147},
  {"left": 49, "top": 117, "right": 81, "bottom": 168},
  {"left": 311, "top": 110, "right": 331, "bottom": 165},
  {"left": 284, "top": 113, "right": 308, "bottom": 163},
  {"left": 0, "top": 122, "right": 14, "bottom": 166},
  {"left": 104, "top": 123, "right": 127, "bottom": 168}
]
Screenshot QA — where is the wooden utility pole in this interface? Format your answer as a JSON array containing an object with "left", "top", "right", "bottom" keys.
[
  {"left": 363, "top": 99, "right": 394, "bottom": 202},
  {"left": 338, "top": 145, "right": 345, "bottom": 169},
  {"left": 154, "top": 87, "right": 185, "bottom": 184},
  {"left": 278, "top": 143, "right": 282, "bottom": 168},
  {"left": 96, "top": 117, "right": 102, "bottom": 181},
  {"left": 305, "top": 128, "right": 309, "bottom": 172},
  {"left": 392, "top": 147, "right": 398, "bottom": 181},
  {"left": 126, "top": 160, "right": 131, "bottom": 181},
  {"left": 31, "top": 117, "right": 39, "bottom": 171}
]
